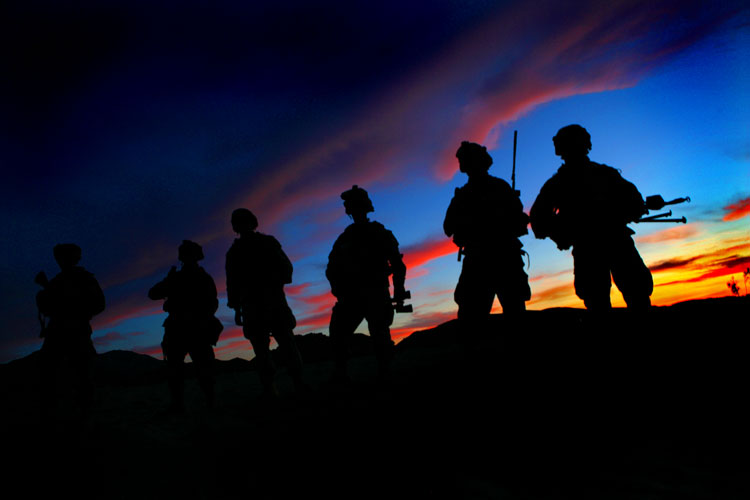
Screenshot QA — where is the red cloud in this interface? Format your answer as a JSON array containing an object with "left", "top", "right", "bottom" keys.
[
  {"left": 636, "top": 224, "right": 699, "bottom": 244},
  {"left": 92, "top": 301, "right": 164, "bottom": 331},
  {"left": 402, "top": 237, "right": 458, "bottom": 269},
  {"left": 723, "top": 197, "right": 750, "bottom": 222},
  {"left": 286, "top": 283, "right": 311, "bottom": 296}
]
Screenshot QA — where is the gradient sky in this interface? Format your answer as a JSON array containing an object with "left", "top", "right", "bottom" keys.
[{"left": 2, "top": 0, "right": 748, "bottom": 363}]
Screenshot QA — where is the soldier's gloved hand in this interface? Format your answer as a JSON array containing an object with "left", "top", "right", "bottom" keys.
[
  {"left": 393, "top": 287, "right": 408, "bottom": 302},
  {"left": 234, "top": 310, "right": 243, "bottom": 326}
]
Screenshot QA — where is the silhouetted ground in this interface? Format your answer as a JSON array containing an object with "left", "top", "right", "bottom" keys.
[{"left": 1, "top": 296, "right": 748, "bottom": 499}]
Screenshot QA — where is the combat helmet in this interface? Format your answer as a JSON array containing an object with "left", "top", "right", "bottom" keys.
[
  {"left": 456, "top": 141, "right": 493, "bottom": 173},
  {"left": 553, "top": 124, "right": 592, "bottom": 158},
  {"left": 341, "top": 185, "right": 374, "bottom": 215},
  {"left": 53, "top": 243, "right": 82, "bottom": 268},
  {"left": 178, "top": 240, "right": 204, "bottom": 263},
  {"left": 231, "top": 208, "right": 259, "bottom": 233}
]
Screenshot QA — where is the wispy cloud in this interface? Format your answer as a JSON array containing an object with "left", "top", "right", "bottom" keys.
[
  {"left": 637, "top": 224, "right": 700, "bottom": 244},
  {"left": 93, "top": 330, "right": 146, "bottom": 347},
  {"left": 723, "top": 196, "right": 750, "bottom": 221},
  {"left": 402, "top": 236, "right": 457, "bottom": 270}
]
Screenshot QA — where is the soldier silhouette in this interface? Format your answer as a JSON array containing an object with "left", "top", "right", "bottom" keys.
[
  {"left": 444, "top": 141, "right": 531, "bottom": 338},
  {"left": 326, "top": 185, "right": 408, "bottom": 383},
  {"left": 35, "top": 243, "right": 105, "bottom": 415},
  {"left": 149, "top": 240, "right": 221, "bottom": 413},
  {"left": 225, "top": 208, "right": 307, "bottom": 398},
  {"left": 529, "top": 124, "right": 653, "bottom": 311}
]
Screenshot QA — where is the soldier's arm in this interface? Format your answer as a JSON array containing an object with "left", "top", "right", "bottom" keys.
[
  {"left": 271, "top": 237, "right": 294, "bottom": 285},
  {"left": 529, "top": 180, "right": 557, "bottom": 239},
  {"left": 206, "top": 273, "right": 219, "bottom": 314},
  {"left": 148, "top": 275, "right": 170, "bottom": 301},
  {"left": 619, "top": 176, "right": 648, "bottom": 223},
  {"left": 225, "top": 251, "right": 238, "bottom": 310},
  {"left": 443, "top": 189, "right": 461, "bottom": 238},
  {"left": 87, "top": 275, "right": 106, "bottom": 318},
  {"left": 386, "top": 232, "right": 407, "bottom": 299}
]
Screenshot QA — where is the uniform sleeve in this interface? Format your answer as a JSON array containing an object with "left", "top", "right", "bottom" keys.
[
  {"left": 325, "top": 235, "right": 343, "bottom": 289},
  {"left": 443, "top": 191, "right": 460, "bottom": 238},
  {"left": 205, "top": 272, "right": 219, "bottom": 314},
  {"left": 616, "top": 174, "right": 647, "bottom": 223},
  {"left": 225, "top": 247, "right": 238, "bottom": 310},
  {"left": 148, "top": 276, "right": 170, "bottom": 301},
  {"left": 529, "top": 178, "right": 557, "bottom": 239},
  {"left": 87, "top": 275, "right": 106, "bottom": 318},
  {"left": 385, "top": 229, "right": 406, "bottom": 294},
  {"left": 270, "top": 236, "right": 294, "bottom": 285}
]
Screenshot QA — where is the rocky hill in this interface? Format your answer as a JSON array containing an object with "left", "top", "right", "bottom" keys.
[{"left": 1, "top": 296, "right": 747, "bottom": 499}]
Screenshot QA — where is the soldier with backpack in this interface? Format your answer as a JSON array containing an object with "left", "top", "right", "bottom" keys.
[
  {"left": 35, "top": 243, "right": 106, "bottom": 415},
  {"left": 529, "top": 124, "right": 653, "bottom": 311},
  {"left": 225, "top": 208, "right": 307, "bottom": 398},
  {"left": 443, "top": 141, "right": 531, "bottom": 339},
  {"left": 149, "top": 240, "right": 221, "bottom": 412},
  {"left": 326, "top": 185, "right": 408, "bottom": 383}
]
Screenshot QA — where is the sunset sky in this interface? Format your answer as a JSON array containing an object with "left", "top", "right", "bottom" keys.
[{"left": 1, "top": 0, "right": 748, "bottom": 363}]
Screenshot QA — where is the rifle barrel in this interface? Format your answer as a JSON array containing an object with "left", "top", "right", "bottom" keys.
[
  {"left": 512, "top": 130, "right": 517, "bottom": 191},
  {"left": 637, "top": 217, "right": 687, "bottom": 224}
]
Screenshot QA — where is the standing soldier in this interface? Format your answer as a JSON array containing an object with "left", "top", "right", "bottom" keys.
[
  {"left": 443, "top": 141, "right": 531, "bottom": 338},
  {"left": 326, "top": 185, "right": 408, "bottom": 383},
  {"left": 149, "top": 240, "right": 221, "bottom": 413},
  {"left": 529, "top": 124, "right": 653, "bottom": 311},
  {"left": 225, "top": 208, "right": 307, "bottom": 398},
  {"left": 35, "top": 243, "right": 105, "bottom": 415}
]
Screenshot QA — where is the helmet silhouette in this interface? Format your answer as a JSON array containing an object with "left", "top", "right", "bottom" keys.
[
  {"left": 456, "top": 141, "right": 493, "bottom": 173},
  {"left": 341, "top": 185, "right": 374, "bottom": 215},
  {"left": 178, "top": 240, "right": 204, "bottom": 263},
  {"left": 553, "top": 124, "right": 592, "bottom": 158}
]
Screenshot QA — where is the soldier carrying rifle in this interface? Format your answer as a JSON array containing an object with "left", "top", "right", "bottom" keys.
[
  {"left": 35, "top": 243, "right": 105, "bottom": 415},
  {"left": 529, "top": 124, "right": 654, "bottom": 312},
  {"left": 326, "top": 185, "right": 409, "bottom": 384},
  {"left": 443, "top": 141, "right": 531, "bottom": 339}
]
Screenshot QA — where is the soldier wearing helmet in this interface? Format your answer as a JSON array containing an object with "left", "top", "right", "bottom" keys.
[
  {"left": 149, "top": 240, "right": 220, "bottom": 412},
  {"left": 326, "top": 185, "right": 407, "bottom": 383},
  {"left": 225, "top": 208, "right": 307, "bottom": 398},
  {"left": 529, "top": 125, "right": 653, "bottom": 311},
  {"left": 35, "top": 243, "right": 105, "bottom": 415},
  {"left": 443, "top": 141, "right": 531, "bottom": 339}
]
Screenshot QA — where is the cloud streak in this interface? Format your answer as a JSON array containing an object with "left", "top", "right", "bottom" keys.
[{"left": 723, "top": 197, "right": 750, "bottom": 221}]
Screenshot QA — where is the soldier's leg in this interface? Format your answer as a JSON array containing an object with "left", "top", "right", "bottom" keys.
[
  {"left": 189, "top": 341, "right": 216, "bottom": 407},
  {"left": 272, "top": 328, "right": 308, "bottom": 392},
  {"left": 497, "top": 256, "right": 531, "bottom": 317},
  {"left": 364, "top": 293, "right": 396, "bottom": 379},
  {"left": 572, "top": 245, "right": 612, "bottom": 311},
  {"left": 611, "top": 236, "right": 653, "bottom": 312},
  {"left": 244, "top": 326, "right": 276, "bottom": 395},
  {"left": 455, "top": 258, "right": 495, "bottom": 340},
  {"left": 163, "top": 338, "right": 188, "bottom": 412},
  {"left": 69, "top": 337, "right": 96, "bottom": 413},
  {"left": 38, "top": 337, "right": 61, "bottom": 413},
  {"left": 329, "top": 300, "right": 364, "bottom": 380}
]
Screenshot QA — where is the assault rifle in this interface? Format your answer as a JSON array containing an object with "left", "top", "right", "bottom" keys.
[
  {"left": 392, "top": 290, "right": 413, "bottom": 313},
  {"left": 636, "top": 195, "right": 691, "bottom": 224}
]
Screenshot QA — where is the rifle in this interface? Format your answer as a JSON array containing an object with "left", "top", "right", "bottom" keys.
[
  {"left": 456, "top": 130, "right": 526, "bottom": 261},
  {"left": 636, "top": 195, "right": 691, "bottom": 224},
  {"left": 392, "top": 290, "right": 413, "bottom": 313}
]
